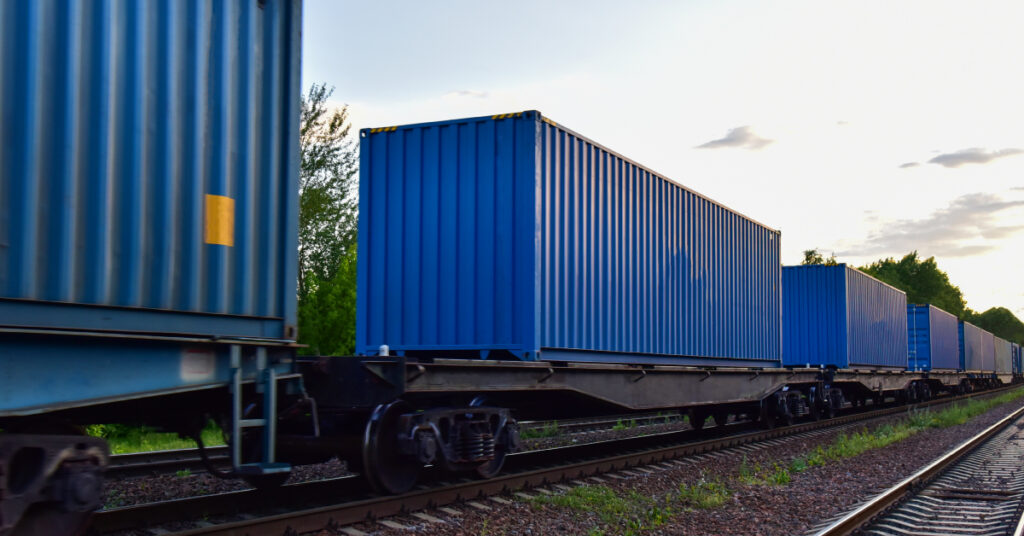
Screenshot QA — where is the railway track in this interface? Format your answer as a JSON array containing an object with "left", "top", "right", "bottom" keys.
[
  {"left": 107, "top": 446, "right": 231, "bottom": 477},
  {"left": 814, "top": 394, "right": 1024, "bottom": 536},
  {"left": 90, "top": 386, "right": 1020, "bottom": 535},
  {"left": 105, "top": 412, "right": 685, "bottom": 478}
]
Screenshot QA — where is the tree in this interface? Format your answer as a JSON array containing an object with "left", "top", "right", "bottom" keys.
[
  {"left": 801, "top": 249, "right": 838, "bottom": 266},
  {"left": 297, "top": 84, "right": 359, "bottom": 355},
  {"left": 859, "top": 252, "right": 967, "bottom": 318}
]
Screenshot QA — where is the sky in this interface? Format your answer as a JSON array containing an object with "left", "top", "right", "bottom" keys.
[{"left": 303, "top": 0, "right": 1024, "bottom": 318}]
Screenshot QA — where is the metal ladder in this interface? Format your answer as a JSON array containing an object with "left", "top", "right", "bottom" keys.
[{"left": 229, "top": 345, "right": 291, "bottom": 479}]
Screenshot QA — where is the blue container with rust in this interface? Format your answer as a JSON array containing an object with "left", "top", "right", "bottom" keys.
[
  {"left": 782, "top": 264, "right": 908, "bottom": 369},
  {"left": 0, "top": 0, "right": 302, "bottom": 416},
  {"left": 907, "top": 304, "right": 960, "bottom": 371},
  {"left": 357, "top": 111, "right": 782, "bottom": 366}
]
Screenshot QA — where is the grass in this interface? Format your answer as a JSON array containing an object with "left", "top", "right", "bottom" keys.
[
  {"left": 531, "top": 485, "right": 674, "bottom": 535},
  {"left": 678, "top": 478, "right": 731, "bottom": 509},
  {"left": 520, "top": 420, "right": 560, "bottom": 440},
  {"left": 86, "top": 421, "right": 224, "bottom": 454},
  {"left": 612, "top": 418, "right": 637, "bottom": 431}
]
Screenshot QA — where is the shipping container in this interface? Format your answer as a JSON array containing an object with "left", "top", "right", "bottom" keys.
[
  {"left": 0, "top": 0, "right": 302, "bottom": 416},
  {"left": 994, "top": 336, "right": 1012, "bottom": 375},
  {"left": 0, "top": 0, "right": 301, "bottom": 340},
  {"left": 357, "top": 111, "right": 782, "bottom": 366},
  {"left": 958, "top": 321, "right": 987, "bottom": 372},
  {"left": 906, "top": 304, "right": 960, "bottom": 371},
  {"left": 1013, "top": 343, "right": 1022, "bottom": 376},
  {"left": 782, "top": 264, "right": 908, "bottom": 369}
]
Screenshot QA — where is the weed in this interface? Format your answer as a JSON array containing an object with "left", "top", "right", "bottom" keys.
[
  {"left": 532, "top": 485, "right": 672, "bottom": 535},
  {"left": 678, "top": 479, "right": 730, "bottom": 509},
  {"left": 520, "top": 421, "right": 559, "bottom": 439},
  {"left": 86, "top": 420, "right": 224, "bottom": 454},
  {"left": 765, "top": 463, "right": 791, "bottom": 485},
  {"left": 176, "top": 469, "right": 191, "bottom": 478}
]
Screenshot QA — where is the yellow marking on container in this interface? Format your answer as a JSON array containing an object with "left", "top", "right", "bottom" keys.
[
  {"left": 369, "top": 126, "right": 398, "bottom": 133},
  {"left": 204, "top": 194, "right": 234, "bottom": 246},
  {"left": 491, "top": 112, "right": 523, "bottom": 120}
]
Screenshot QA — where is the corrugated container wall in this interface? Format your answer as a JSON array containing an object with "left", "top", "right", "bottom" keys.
[
  {"left": 0, "top": 0, "right": 301, "bottom": 339},
  {"left": 981, "top": 331, "right": 996, "bottom": 372},
  {"left": 994, "top": 336, "right": 1012, "bottom": 375},
  {"left": 357, "top": 111, "right": 782, "bottom": 366},
  {"left": 1014, "top": 343, "right": 1022, "bottom": 375},
  {"left": 782, "top": 264, "right": 908, "bottom": 369},
  {"left": 907, "top": 304, "right": 960, "bottom": 371},
  {"left": 958, "top": 321, "right": 986, "bottom": 371}
]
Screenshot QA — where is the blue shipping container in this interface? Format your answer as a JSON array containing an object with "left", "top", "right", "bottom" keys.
[
  {"left": 357, "top": 111, "right": 782, "bottom": 366},
  {"left": 995, "top": 336, "right": 1012, "bottom": 374},
  {"left": 782, "top": 264, "right": 908, "bottom": 369},
  {"left": 0, "top": 0, "right": 301, "bottom": 417},
  {"left": 958, "top": 321, "right": 987, "bottom": 371},
  {"left": 907, "top": 304, "right": 960, "bottom": 371},
  {"left": 0, "top": 0, "right": 301, "bottom": 340},
  {"left": 1013, "top": 343, "right": 1022, "bottom": 375}
]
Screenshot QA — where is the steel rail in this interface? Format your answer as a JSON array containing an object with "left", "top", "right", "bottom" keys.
[
  {"left": 813, "top": 397, "right": 1024, "bottom": 536},
  {"left": 90, "top": 385, "right": 1020, "bottom": 535},
  {"left": 106, "top": 446, "right": 231, "bottom": 477}
]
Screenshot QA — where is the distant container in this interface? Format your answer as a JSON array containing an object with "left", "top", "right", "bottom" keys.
[
  {"left": 907, "top": 304, "right": 960, "bottom": 371},
  {"left": 357, "top": 111, "right": 782, "bottom": 366},
  {"left": 958, "top": 321, "right": 989, "bottom": 372},
  {"left": 994, "top": 336, "right": 1013, "bottom": 375},
  {"left": 782, "top": 264, "right": 908, "bottom": 369},
  {"left": 0, "top": 0, "right": 301, "bottom": 340},
  {"left": 1013, "top": 343, "right": 1022, "bottom": 375}
]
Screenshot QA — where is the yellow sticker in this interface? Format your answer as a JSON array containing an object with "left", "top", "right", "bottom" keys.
[{"left": 205, "top": 194, "right": 234, "bottom": 246}]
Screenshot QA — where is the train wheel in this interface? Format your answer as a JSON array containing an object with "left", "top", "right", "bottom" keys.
[
  {"left": 475, "top": 441, "right": 507, "bottom": 479},
  {"left": 713, "top": 412, "right": 729, "bottom": 427},
  {"left": 362, "top": 401, "right": 420, "bottom": 494}
]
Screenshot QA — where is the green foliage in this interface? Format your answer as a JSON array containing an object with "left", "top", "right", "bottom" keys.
[
  {"left": 736, "top": 455, "right": 791, "bottom": 486},
  {"left": 612, "top": 418, "right": 637, "bottom": 431},
  {"left": 967, "top": 307, "right": 1024, "bottom": 345},
  {"left": 176, "top": 469, "right": 192, "bottom": 478},
  {"left": 858, "top": 252, "right": 967, "bottom": 318},
  {"left": 678, "top": 479, "right": 731, "bottom": 509},
  {"left": 532, "top": 485, "right": 672, "bottom": 535},
  {"left": 520, "top": 421, "right": 560, "bottom": 439},
  {"left": 801, "top": 249, "right": 838, "bottom": 266},
  {"left": 86, "top": 420, "right": 224, "bottom": 454},
  {"left": 297, "top": 83, "right": 359, "bottom": 355}
]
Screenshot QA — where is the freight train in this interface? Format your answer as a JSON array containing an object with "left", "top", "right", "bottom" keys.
[{"left": 0, "top": 1, "right": 1019, "bottom": 534}]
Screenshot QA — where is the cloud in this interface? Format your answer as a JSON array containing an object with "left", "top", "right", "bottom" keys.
[
  {"left": 444, "top": 89, "right": 489, "bottom": 99},
  {"left": 839, "top": 193, "right": 1024, "bottom": 258},
  {"left": 696, "top": 126, "right": 773, "bottom": 150},
  {"left": 899, "top": 162, "right": 920, "bottom": 169},
  {"left": 927, "top": 147, "right": 1023, "bottom": 168}
]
